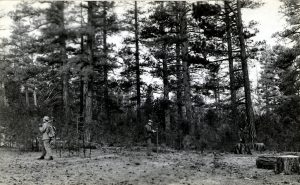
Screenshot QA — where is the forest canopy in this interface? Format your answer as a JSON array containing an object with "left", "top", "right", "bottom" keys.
[{"left": 0, "top": 0, "right": 299, "bottom": 152}]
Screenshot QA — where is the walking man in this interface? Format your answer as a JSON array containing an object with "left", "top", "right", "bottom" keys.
[
  {"left": 145, "top": 119, "right": 156, "bottom": 156},
  {"left": 38, "top": 116, "right": 54, "bottom": 160}
]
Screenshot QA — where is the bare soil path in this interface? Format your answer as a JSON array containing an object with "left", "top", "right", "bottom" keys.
[{"left": 0, "top": 148, "right": 300, "bottom": 185}]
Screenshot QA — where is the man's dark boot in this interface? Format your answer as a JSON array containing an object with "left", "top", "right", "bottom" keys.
[
  {"left": 48, "top": 156, "right": 54, "bottom": 160},
  {"left": 37, "top": 156, "right": 44, "bottom": 160}
]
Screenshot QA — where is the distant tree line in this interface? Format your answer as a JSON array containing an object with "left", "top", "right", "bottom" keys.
[{"left": 0, "top": 0, "right": 298, "bottom": 152}]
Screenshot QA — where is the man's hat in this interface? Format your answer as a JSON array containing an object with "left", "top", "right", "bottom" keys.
[{"left": 43, "top": 116, "right": 49, "bottom": 122}]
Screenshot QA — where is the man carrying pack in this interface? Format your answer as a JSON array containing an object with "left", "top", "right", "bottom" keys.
[
  {"left": 38, "top": 116, "right": 54, "bottom": 160},
  {"left": 145, "top": 119, "right": 156, "bottom": 156}
]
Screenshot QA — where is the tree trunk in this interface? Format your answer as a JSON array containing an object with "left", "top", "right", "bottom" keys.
[
  {"left": 103, "top": 1, "right": 111, "bottom": 126},
  {"left": 79, "top": 2, "right": 84, "bottom": 133},
  {"left": 1, "top": 82, "right": 6, "bottom": 105},
  {"left": 275, "top": 155, "right": 300, "bottom": 175},
  {"left": 79, "top": 77, "right": 84, "bottom": 131},
  {"left": 57, "top": 2, "right": 70, "bottom": 126},
  {"left": 176, "top": 42, "right": 183, "bottom": 149},
  {"left": 180, "top": 2, "right": 193, "bottom": 136},
  {"left": 33, "top": 87, "right": 37, "bottom": 107},
  {"left": 25, "top": 85, "right": 29, "bottom": 107},
  {"left": 175, "top": 2, "right": 184, "bottom": 148},
  {"left": 176, "top": 43, "right": 183, "bottom": 120},
  {"left": 265, "top": 83, "right": 271, "bottom": 115},
  {"left": 4, "top": 83, "right": 7, "bottom": 106},
  {"left": 163, "top": 52, "right": 171, "bottom": 134},
  {"left": 134, "top": 1, "right": 141, "bottom": 125},
  {"left": 175, "top": 3, "right": 183, "bottom": 136},
  {"left": 84, "top": 1, "right": 96, "bottom": 143},
  {"left": 236, "top": 0, "right": 256, "bottom": 143},
  {"left": 159, "top": 2, "right": 171, "bottom": 142},
  {"left": 225, "top": 1, "right": 238, "bottom": 140}
]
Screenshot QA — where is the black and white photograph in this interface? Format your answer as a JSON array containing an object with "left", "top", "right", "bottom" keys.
[{"left": 0, "top": 0, "right": 299, "bottom": 184}]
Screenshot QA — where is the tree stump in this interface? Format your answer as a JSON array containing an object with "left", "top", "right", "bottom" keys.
[
  {"left": 233, "top": 143, "right": 252, "bottom": 154},
  {"left": 256, "top": 156, "right": 277, "bottom": 170},
  {"left": 253, "top": 143, "right": 266, "bottom": 152},
  {"left": 275, "top": 155, "right": 300, "bottom": 175}
]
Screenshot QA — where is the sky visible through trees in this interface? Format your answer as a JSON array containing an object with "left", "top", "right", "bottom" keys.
[
  {"left": 0, "top": 0, "right": 285, "bottom": 89},
  {"left": 0, "top": 0, "right": 299, "bottom": 154}
]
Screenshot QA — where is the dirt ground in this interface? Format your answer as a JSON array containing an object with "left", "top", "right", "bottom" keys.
[{"left": 1, "top": 147, "right": 300, "bottom": 185}]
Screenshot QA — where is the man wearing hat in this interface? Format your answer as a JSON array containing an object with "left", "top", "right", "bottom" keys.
[
  {"left": 145, "top": 119, "right": 156, "bottom": 156},
  {"left": 38, "top": 116, "right": 54, "bottom": 160}
]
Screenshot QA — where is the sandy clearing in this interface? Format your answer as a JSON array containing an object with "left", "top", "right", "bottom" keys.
[{"left": 0, "top": 148, "right": 300, "bottom": 185}]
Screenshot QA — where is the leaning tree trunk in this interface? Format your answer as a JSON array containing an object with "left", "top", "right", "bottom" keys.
[
  {"left": 236, "top": 0, "right": 256, "bottom": 144},
  {"left": 225, "top": 1, "right": 238, "bottom": 140}
]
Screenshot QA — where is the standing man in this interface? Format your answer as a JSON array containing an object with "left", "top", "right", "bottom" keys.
[
  {"left": 38, "top": 116, "right": 54, "bottom": 160},
  {"left": 145, "top": 119, "right": 156, "bottom": 156}
]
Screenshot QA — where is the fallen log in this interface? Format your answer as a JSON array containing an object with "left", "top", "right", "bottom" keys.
[
  {"left": 275, "top": 155, "right": 300, "bottom": 175},
  {"left": 256, "top": 156, "right": 277, "bottom": 169}
]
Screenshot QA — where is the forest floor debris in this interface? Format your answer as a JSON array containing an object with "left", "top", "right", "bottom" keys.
[{"left": 0, "top": 148, "right": 300, "bottom": 185}]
